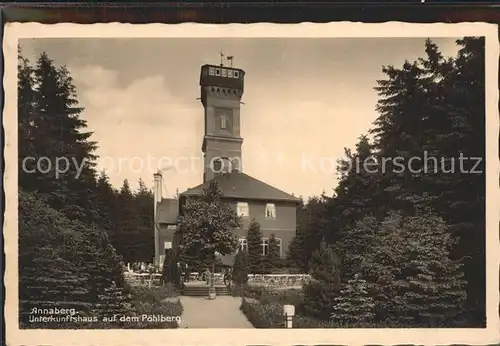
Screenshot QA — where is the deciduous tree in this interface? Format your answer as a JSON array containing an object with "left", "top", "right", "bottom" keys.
[{"left": 177, "top": 180, "right": 240, "bottom": 273}]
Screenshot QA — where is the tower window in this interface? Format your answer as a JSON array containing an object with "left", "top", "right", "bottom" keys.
[
  {"left": 209, "top": 67, "right": 215, "bottom": 76},
  {"left": 238, "top": 238, "right": 248, "bottom": 252},
  {"left": 222, "top": 158, "right": 233, "bottom": 173},
  {"left": 212, "top": 158, "right": 223, "bottom": 172},
  {"left": 237, "top": 202, "right": 249, "bottom": 217},
  {"left": 221, "top": 115, "right": 227, "bottom": 129},
  {"left": 265, "top": 203, "right": 276, "bottom": 219},
  {"left": 234, "top": 71, "right": 239, "bottom": 78},
  {"left": 215, "top": 68, "right": 221, "bottom": 76},
  {"left": 230, "top": 158, "right": 241, "bottom": 173},
  {"left": 261, "top": 238, "right": 269, "bottom": 256}
]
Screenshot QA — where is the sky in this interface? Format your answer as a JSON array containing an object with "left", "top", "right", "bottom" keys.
[{"left": 19, "top": 37, "right": 460, "bottom": 199}]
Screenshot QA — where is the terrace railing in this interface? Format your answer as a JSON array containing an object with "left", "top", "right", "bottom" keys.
[{"left": 125, "top": 271, "right": 312, "bottom": 288}]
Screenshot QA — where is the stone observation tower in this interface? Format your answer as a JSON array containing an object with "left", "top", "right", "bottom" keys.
[
  {"left": 152, "top": 54, "right": 299, "bottom": 269},
  {"left": 199, "top": 55, "right": 245, "bottom": 182}
]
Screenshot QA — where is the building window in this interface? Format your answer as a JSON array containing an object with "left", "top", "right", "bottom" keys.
[
  {"left": 261, "top": 237, "right": 269, "bottom": 256},
  {"left": 221, "top": 68, "right": 227, "bottom": 77},
  {"left": 237, "top": 202, "right": 249, "bottom": 217},
  {"left": 265, "top": 203, "right": 276, "bottom": 219},
  {"left": 238, "top": 238, "right": 248, "bottom": 252},
  {"left": 221, "top": 115, "right": 227, "bottom": 129},
  {"left": 228, "top": 70, "right": 233, "bottom": 78},
  {"left": 234, "top": 71, "right": 239, "bottom": 78},
  {"left": 276, "top": 238, "right": 282, "bottom": 257},
  {"left": 208, "top": 67, "right": 215, "bottom": 76},
  {"left": 215, "top": 68, "right": 221, "bottom": 76}
]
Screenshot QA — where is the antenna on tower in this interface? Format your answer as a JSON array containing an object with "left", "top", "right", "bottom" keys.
[
  {"left": 226, "top": 55, "right": 234, "bottom": 68},
  {"left": 220, "top": 49, "right": 224, "bottom": 67}
]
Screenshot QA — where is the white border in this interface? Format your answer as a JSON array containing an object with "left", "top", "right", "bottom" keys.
[{"left": 4, "top": 22, "right": 499, "bottom": 346}]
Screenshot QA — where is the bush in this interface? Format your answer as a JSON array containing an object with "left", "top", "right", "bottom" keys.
[
  {"left": 238, "top": 286, "right": 307, "bottom": 328},
  {"left": 259, "top": 289, "right": 304, "bottom": 308},
  {"left": 293, "top": 315, "right": 339, "bottom": 328},
  {"left": 235, "top": 285, "right": 303, "bottom": 305},
  {"left": 243, "top": 285, "right": 266, "bottom": 300},
  {"left": 129, "top": 284, "right": 179, "bottom": 303},
  {"left": 240, "top": 298, "right": 336, "bottom": 329},
  {"left": 240, "top": 299, "right": 283, "bottom": 328},
  {"left": 302, "top": 279, "right": 339, "bottom": 320},
  {"left": 126, "top": 285, "right": 183, "bottom": 328},
  {"left": 129, "top": 299, "right": 183, "bottom": 329},
  {"left": 292, "top": 316, "right": 418, "bottom": 328}
]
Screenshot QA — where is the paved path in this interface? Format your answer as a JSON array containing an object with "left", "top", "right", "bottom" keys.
[{"left": 178, "top": 296, "right": 254, "bottom": 328}]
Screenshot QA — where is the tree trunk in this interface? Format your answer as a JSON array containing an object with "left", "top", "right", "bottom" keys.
[{"left": 211, "top": 252, "right": 216, "bottom": 288}]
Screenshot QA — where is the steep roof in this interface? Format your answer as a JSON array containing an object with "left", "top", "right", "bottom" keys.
[
  {"left": 156, "top": 198, "right": 179, "bottom": 224},
  {"left": 180, "top": 172, "right": 300, "bottom": 203}
]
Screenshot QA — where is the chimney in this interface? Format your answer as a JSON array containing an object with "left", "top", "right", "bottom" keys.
[
  {"left": 153, "top": 171, "right": 162, "bottom": 267},
  {"left": 154, "top": 171, "right": 162, "bottom": 204}
]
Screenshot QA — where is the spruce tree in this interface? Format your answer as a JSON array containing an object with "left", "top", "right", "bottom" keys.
[
  {"left": 329, "top": 135, "right": 381, "bottom": 234},
  {"left": 135, "top": 178, "right": 155, "bottom": 263},
  {"left": 302, "top": 243, "right": 341, "bottom": 320},
  {"left": 296, "top": 195, "right": 330, "bottom": 272},
  {"left": 94, "top": 171, "right": 119, "bottom": 245},
  {"left": 29, "top": 52, "right": 98, "bottom": 223},
  {"left": 422, "top": 37, "right": 486, "bottom": 323},
  {"left": 232, "top": 250, "right": 249, "bottom": 285},
  {"left": 331, "top": 275, "right": 375, "bottom": 326},
  {"left": 286, "top": 197, "right": 309, "bottom": 272},
  {"left": 370, "top": 37, "right": 486, "bottom": 324},
  {"left": 19, "top": 191, "right": 93, "bottom": 327},
  {"left": 359, "top": 209, "right": 466, "bottom": 326},
  {"left": 83, "top": 226, "right": 129, "bottom": 308},
  {"left": 286, "top": 227, "right": 307, "bottom": 272},
  {"left": 337, "top": 215, "right": 378, "bottom": 280},
  {"left": 18, "top": 48, "right": 38, "bottom": 192},
  {"left": 17, "top": 50, "right": 132, "bottom": 328},
  {"left": 371, "top": 58, "right": 434, "bottom": 217},
  {"left": 246, "top": 219, "right": 264, "bottom": 274},
  {"left": 398, "top": 210, "right": 466, "bottom": 326},
  {"left": 115, "top": 179, "right": 140, "bottom": 263},
  {"left": 328, "top": 135, "right": 382, "bottom": 280},
  {"left": 95, "top": 281, "right": 132, "bottom": 325},
  {"left": 265, "top": 233, "right": 281, "bottom": 273}
]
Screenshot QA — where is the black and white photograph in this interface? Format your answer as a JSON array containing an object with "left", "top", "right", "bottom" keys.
[{"left": 4, "top": 23, "right": 499, "bottom": 345}]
